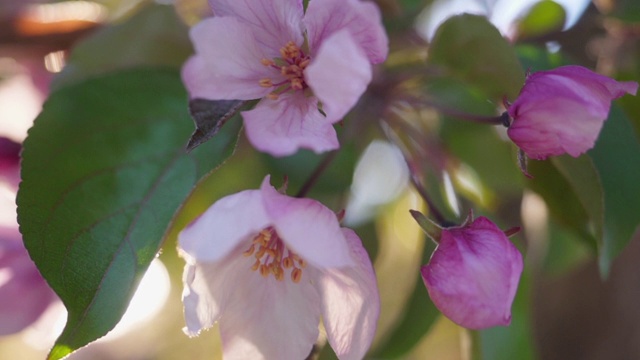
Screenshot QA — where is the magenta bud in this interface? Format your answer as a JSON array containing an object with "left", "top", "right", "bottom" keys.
[
  {"left": 421, "top": 216, "right": 523, "bottom": 329},
  {"left": 506, "top": 65, "right": 638, "bottom": 160}
]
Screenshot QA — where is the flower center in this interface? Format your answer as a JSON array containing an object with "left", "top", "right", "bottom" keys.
[
  {"left": 259, "top": 41, "right": 311, "bottom": 101},
  {"left": 243, "top": 227, "right": 306, "bottom": 283}
]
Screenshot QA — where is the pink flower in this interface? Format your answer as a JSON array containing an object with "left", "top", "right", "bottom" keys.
[
  {"left": 178, "top": 176, "right": 379, "bottom": 359},
  {"left": 507, "top": 65, "right": 638, "bottom": 160},
  {"left": 421, "top": 216, "right": 523, "bottom": 329},
  {"left": 182, "top": 0, "right": 388, "bottom": 156},
  {"left": 0, "top": 226, "right": 58, "bottom": 335}
]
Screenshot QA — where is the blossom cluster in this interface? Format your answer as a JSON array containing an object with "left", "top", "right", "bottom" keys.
[
  {"left": 175, "top": 0, "right": 638, "bottom": 358},
  {"left": 4, "top": 0, "right": 639, "bottom": 359}
]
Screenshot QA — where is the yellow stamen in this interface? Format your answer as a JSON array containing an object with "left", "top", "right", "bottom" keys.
[
  {"left": 261, "top": 58, "right": 275, "bottom": 66},
  {"left": 291, "top": 268, "right": 302, "bottom": 283},
  {"left": 291, "top": 78, "right": 303, "bottom": 90},
  {"left": 267, "top": 92, "right": 280, "bottom": 100},
  {"left": 251, "top": 260, "right": 260, "bottom": 271},
  {"left": 243, "top": 227, "right": 307, "bottom": 283},
  {"left": 243, "top": 244, "right": 255, "bottom": 257},
  {"left": 259, "top": 78, "right": 273, "bottom": 88}
]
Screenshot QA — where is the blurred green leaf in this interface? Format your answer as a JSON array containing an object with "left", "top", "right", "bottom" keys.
[
  {"left": 17, "top": 68, "right": 239, "bottom": 360},
  {"left": 515, "top": 44, "right": 566, "bottom": 72},
  {"left": 428, "top": 14, "right": 525, "bottom": 100},
  {"left": 441, "top": 121, "right": 523, "bottom": 196},
  {"left": 588, "top": 106, "right": 640, "bottom": 275},
  {"left": 424, "top": 77, "right": 498, "bottom": 116},
  {"left": 526, "top": 160, "right": 598, "bottom": 251},
  {"left": 52, "top": 4, "right": 193, "bottom": 90},
  {"left": 479, "top": 266, "right": 534, "bottom": 360},
  {"left": 550, "top": 155, "right": 604, "bottom": 267},
  {"left": 611, "top": 0, "right": 640, "bottom": 23},
  {"left": 517, "top": 0, "right": 566, "bottom": 39}
]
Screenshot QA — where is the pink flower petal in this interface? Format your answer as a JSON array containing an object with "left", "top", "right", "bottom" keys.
[
  {"left": 0, "top": 227, "right": 57, "bottom": 335},
  {"left": 305, "top": 30, "right": 372, "bottom": 123},
  {"left": 212, "top": 251, "right": 322, "bottom": 359},
  {"left": 208, "top": 0, "right": 304, "bottom": 59},
  {"left": 316, "top": 228, "right": 379, "bottom": 360},
  {"left": 421, "top": 217, "right": 523, "bottom": 329},
  {"left": 179, "top": 190, "right": 270, "bottom": 262},
  {"left": 508, "top": 96, "right": 603, "bottom": 159},
  {"left": 304, "top": 0, "right": 388, "bottom": 64},
  {"left": 242, "top": 94, "right": 339, "bottom": 157},
  {"left": 259, "top": 177, "right": 353, "bottom": 268},
  {"left": 182, "top": 17, "right": 273, "bottom": 100},
  {"left": 507, "top": 65, "right": 638, "bottom": 159}
]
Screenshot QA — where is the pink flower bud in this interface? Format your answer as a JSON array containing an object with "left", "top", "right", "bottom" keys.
[
  {"left": 421, "top": 216, "right": 523, "bottom": 329},
  {"left": 507, "top": 65, "right": 638, "bottom": 160}
]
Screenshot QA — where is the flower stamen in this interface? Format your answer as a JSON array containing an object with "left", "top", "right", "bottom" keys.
[
  {"left": 258, "top": 41, "right": 311, "bottom": 100},
  {"left": 245, "top": 227, "right": 305, "bottom": 283}
]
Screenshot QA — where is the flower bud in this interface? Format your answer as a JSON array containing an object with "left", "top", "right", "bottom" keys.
[
  {"left": 421, "top": 216, "right": 523, "bottom": 329},
  {"left": 506, "top": 66, "right": 638, "bottom": 160}
]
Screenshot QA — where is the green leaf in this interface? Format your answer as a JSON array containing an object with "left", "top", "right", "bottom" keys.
[
  {"left": 52, "top": 4, "right": 193, "bottom": 90},
  {"left": 588, "top": 106, "right": 640, "bottom": 275},
  {"left": 17, "top": 68, "right": 239, "bottom": 359},
  {"left": 526, "top": 160, "right": 598, "bottom": 251},
  {"left": 428, "top": 14, "right": 525, "bottom": 100},
  {"left": 479, "top": 267, "right": 534, "bottom": 360},
  {"left": 517, "top": 0, "right": 566, "bottom": 39},
  {"left": 549, "top": 155, "right": 604, "bottom": 269}
]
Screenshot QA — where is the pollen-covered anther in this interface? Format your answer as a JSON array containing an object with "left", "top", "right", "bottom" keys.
[
  {"left": 259, "top": 78, "right": 273, "bottom": 88},
  {"left": 291, "top": 268, "right": 302, "bottom": 283},
  {"left": 243, "top": 245, "right": 255, "bottom": 257},
  {"left": 280, "top": 41, "right": 301, "bottom": 60},
  {"left": 246, "top": 227, "right": 305, "bottom": 283},
  {"left": 291, "top": 78, "right": 303, "bottom": 90},
  {"left": 261, "top": 58, "right": 275, "bottom": 67}
]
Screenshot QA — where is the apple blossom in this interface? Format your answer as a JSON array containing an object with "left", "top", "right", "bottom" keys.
[
  {"left": 506, "top": 66, "right": 638, "bottom": 160},
  {"left": 421, "top": 216, "right": 523, "bottom": 329},
  {"left": 178, "top": 176, "right": 379, "bottom": 360},
  {"left": 182, "top": 0, "right": 388, "bottom": 156}
]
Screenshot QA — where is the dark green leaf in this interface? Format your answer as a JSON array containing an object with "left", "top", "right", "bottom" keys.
[
  {"left": 52, "top": 4, "right": 193, "bottom": 90},
  {"left": 588, "top": 106, "right": 640, "bottom": 275},
  {"left": 17, "top": 68, "right": 239, "bottom": 360},
  {"left": 187, "top": 99, "right": 247, "bottom": 152},
  {"left": 428, "top": 14, "right": 525, "bottom": 100}
]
